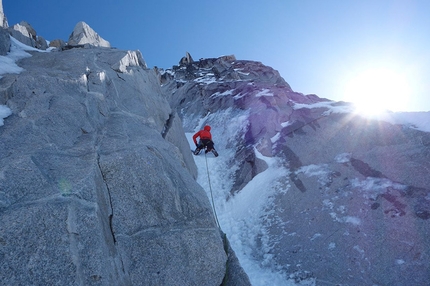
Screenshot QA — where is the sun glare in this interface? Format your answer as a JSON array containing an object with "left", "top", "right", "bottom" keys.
[{"left": 343, "top": 68, "right": 410, "bottom": 116}]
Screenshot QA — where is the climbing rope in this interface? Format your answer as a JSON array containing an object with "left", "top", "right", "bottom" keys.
[
  {"left": 204, "top": 151, "right": 221, "bottom": 228},
  {"left": 200, "top": 113, "right": 327, "bottom": 229}
]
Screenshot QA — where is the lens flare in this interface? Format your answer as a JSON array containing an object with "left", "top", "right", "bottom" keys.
[{"left": 343, "top": 68, "right": 410, "bottom": 116}]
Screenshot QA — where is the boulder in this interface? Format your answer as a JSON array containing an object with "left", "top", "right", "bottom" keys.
[
  {"left": 68, "top": 21, "right": 110, "bottom": 48},
  {"left": 49, "top": 39, "right": 66, "bottom": 49}
]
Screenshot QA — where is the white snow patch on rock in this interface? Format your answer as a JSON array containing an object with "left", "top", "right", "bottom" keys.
[{"left": 0, "top": 105, "right": 12, "bottom": 126}]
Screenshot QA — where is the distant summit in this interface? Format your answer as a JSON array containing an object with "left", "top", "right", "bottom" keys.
[
  {"left": 68, "top": 21, "right": 110, "bottom": 48},
  {"left": 0, "top": 0, "right": 7, "bottom": 28}
]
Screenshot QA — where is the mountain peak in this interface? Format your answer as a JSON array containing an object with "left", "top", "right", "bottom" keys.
[
  {"left": 68, "top": 21, "right": 110, "bottom": 48},
  {"left": 0, "top": 0, "right": 8, "bottom": 28}
]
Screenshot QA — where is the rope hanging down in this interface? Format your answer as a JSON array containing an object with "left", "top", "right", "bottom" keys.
[
  {"left": 204, "top": 152, "right": 221, "bottom": 228},
  {"left": 201, "top": 113, "right": 328, "bottom": 229}
]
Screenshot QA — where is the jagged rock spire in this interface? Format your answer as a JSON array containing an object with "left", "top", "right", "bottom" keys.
[
  {"left": 179, "top": 52, "right": 194, "bottom": 66},
  {"left": 0, "top": 0, "right": 9, "bottom": 28},
  {"left": 68, "top": 21, "right": 110, "bottom": 48}
]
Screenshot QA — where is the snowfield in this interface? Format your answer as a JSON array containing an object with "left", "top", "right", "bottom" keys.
[{"left": 186, "top": 108, "right": 315, "bottom": 285}]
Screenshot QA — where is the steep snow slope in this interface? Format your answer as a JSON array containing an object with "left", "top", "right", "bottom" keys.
[{"left": 163, "top": 55, "right": 430, "bottom": 285}]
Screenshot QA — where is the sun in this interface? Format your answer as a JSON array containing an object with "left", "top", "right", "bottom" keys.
[{"left": 343, "top": 67, "right": 410, "bottom": 116}]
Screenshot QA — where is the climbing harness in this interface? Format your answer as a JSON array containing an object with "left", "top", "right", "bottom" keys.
[{"left": 204, "top": 151, "right": 221, "bottom": 228}]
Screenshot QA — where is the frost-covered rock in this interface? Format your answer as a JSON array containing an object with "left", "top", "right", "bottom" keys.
[{"left": 68, "top": 21, "right": 110, "bottom": 48}]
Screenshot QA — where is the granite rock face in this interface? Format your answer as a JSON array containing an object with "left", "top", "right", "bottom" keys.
[
  {"left": 0, "top": 27, "right": 9, "bottom": 55},
  {"left": 7, "top": 21, "right": 48, "bottom": 50},
  {"left": 0, "top": 0, "right": 7, "bottom": 28},
  {"left": 0, "top": 47, "right": 232, "bottom": 285},
  {"left": 68, "top": 21, "right": 111, "bottom": 48},
  {"left": 161, "top": 54, "right": 430, "bottom": 285},
  {"left": 8, "top": 22, "right": 34, "bottom": 47},
  {"left": 49, "top": 38, "right": 66, "bottom": 49}
]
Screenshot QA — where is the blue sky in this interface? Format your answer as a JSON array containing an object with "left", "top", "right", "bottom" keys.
[{"left": 4, "top": 0, "right": 430, "bottom": 112}]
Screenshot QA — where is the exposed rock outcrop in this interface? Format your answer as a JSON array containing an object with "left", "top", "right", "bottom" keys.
[
  {"left": 0, "top": 26, "right": 10, "bottom": 55},
  {"left": 8, "top": 22, "right": 34, "bottom": 47},
  {"left": 68, "top": 21, "right": 111, "bottom": 48},
  {"left": 49, "top": 38, "right": 66, "bottom": 49},
  {"left": 8, "top": 21, "right": 48, "bottom": 50},
  {"left": 0, "top": 46, "right": 231, "bottom": 285},
  {"left": 179, "top": 51, "right": 194, "bottom": 66},
  {"left": 35, "top": 34, "right": 48, "bottom": 50},
  {"left": 0, "top": 0, "right": 7, "bottom": 28}
]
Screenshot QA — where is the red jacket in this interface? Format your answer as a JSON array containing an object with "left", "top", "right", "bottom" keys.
[{"left": 193, "top": 125, "right": 212, "bottom": 145}]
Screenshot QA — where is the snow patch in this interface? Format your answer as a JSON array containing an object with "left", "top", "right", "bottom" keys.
[
  {"left": 334, "top": 153, "right": 351, "bottom": 163},
  {"left": 194, "top": 73, "right": 217, "bottom": 84},
  {"left": 234, "top": 68, "right": 250, "bottom": 76},
  {"left": 310, "top": 233, "right": 322, "bottom": 241},
  {"left": 329, "top": 212, "right": 361, "bottom": 225},
  {"left": 210, "top": 89, "right": 234, "bottom": 98},
  {"left": 0, "top": 105, "right": 12, "bottom": 126},
  {"left": 296, "top": 164, "right": 329, "bottom": 177},
  {"left": 233, "top": 93, "right": 245, "bottom": 100},
  {"left": 255, "top": 88, "right": 274, "bottom": 97},
  {"left": 270, "top": 132, "right": 281, "bottom": 143},
  {"left": 296, "top": 164, "right": 332, "bottom": 187},
  {"left": 293, "top": 101, "right": 354, "bottom": 115},
  {"left": 0, "top": 36, "right": 50, "bottom": 79},
  {"left": 281, "top": 121, "right": 293, "bottom": 128},
  {"left": 351, "top": 177, "right": 406, "bottom": 200},
  {"left": 344, "top": 216, "right": 361, "bottom": 225}
]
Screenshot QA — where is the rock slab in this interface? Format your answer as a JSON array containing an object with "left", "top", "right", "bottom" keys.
[{"left": 0, "top": 47, "right": 228, "bottom": 285}]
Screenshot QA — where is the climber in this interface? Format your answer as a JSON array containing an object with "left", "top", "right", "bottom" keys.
[{"left": 192, "top": 125, "right": 219, "bottom": 157}]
